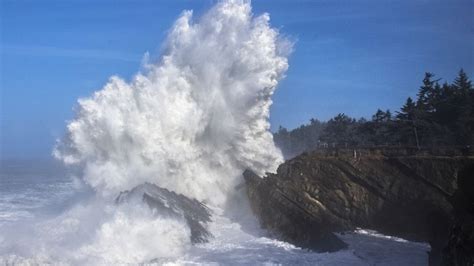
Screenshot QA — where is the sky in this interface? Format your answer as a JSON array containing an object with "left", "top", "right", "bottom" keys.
[{"left": 1, "top": 0, "right": 473, "bottom": 159}]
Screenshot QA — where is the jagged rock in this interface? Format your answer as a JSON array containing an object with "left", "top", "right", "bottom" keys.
[
  {"left": 243, "top": 169, "right": 348, "bottom": 252},
  {"left": 116, "top": 183, "right": 212, "bottom": 244},
  {"left": 243, "top": 151, "right": 474, "bottom": 264}
]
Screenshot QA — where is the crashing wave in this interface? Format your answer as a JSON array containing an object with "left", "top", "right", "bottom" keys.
[{"left": 1, "top": 1, "right": 290, "bottom": 264}]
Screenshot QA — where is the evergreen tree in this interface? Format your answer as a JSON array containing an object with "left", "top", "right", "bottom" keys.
[
  {"left": 452, "top": 69, "right": 472, "bottom": 93},
  {"left": 396, "top": 97, "right": 420, "bottom": 148},
  {"left": 452, "top": 69, "right": 473, "bottom": 145},
  {"left": 273, "top": 69, "right": 474, "bottom": 154},
  {"left": 372, "top": 109, "right": 392, "bottom": 123},
  {"left": 320, "top": 113, "right": 357, "bottom": 147},
  {"left": 417, "top": 72, "right": 437, "bottom": 113},
  {"left": 368, "top": 109, "right": 393, "bottom": 145},
  {"left": 397, "top": 97, "right": 416, "bottom": 121}
]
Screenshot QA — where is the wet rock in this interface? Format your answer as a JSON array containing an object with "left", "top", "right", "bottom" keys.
[
  {"left": 243, "top": 169, "right": 348, "bottom": 252},
  {"left": 243, "top": 151, "right": 474, "bottom": 263},
  {"left": 116, "top": 183, "right": 212, "bottom": 244}
]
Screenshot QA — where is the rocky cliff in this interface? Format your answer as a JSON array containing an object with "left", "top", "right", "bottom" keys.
[{"left": 244, "top": 151, "right": 474, "bottom": 265}]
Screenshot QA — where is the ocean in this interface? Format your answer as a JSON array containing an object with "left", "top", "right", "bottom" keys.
[
  {"left": 0, "top": 159, "right": 80, "bottom": 226},
  {"left": 0, "top": 159, "right": 430, "bottom": 265}
]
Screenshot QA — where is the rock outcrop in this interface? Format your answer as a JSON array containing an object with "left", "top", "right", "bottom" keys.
[
  {"left": 244, "top": 150, "right": 474, "bottom": 264},
  {"left": 116, "top": 183, "right": 212, "bottom": 243}
]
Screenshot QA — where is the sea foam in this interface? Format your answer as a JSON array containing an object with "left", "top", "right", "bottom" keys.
[{"left": 1, "top": 1, "right": 290, "bottom": 264}]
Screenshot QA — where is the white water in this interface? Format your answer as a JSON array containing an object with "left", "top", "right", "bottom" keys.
[
  {"left": 53, "top": 0, "right": 288, "bottom": 205},
  {"left": 0, "top": 165, "right": 430, "bottom": 265},
  {"left": 0, "top": 1, "right": 430, "bottom": 265},
  {"left": 0, "top": 170, "right": 430, "bottom": 265}
]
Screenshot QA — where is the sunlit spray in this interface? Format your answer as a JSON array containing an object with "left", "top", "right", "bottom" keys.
[
  {"left": 54, "top": 0, "right": 289, "bottom": 206},
  {"left": 0, "top": 1, "right": 290, "bottom": 264}
]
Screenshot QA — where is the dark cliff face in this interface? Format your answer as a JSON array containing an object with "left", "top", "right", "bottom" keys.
[
  {"left": 243, "top": 169, "right": 348, "bottom": 252},
  {"left": 244, "top": 151, "right": 474, "bottom": 264}
]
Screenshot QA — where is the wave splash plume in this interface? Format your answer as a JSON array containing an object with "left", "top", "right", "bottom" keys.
[
  {"left": 0, "top": 0, "right": 290, "bottom": 264},
  {"left": 55, "top": 0, "right": 288, "bottom": 205}
]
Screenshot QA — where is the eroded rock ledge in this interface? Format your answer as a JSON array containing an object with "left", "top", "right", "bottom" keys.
[
  {"left": 244, "top": 151, "right": 474, "bottom": 265},
  {"left": 116, "top": 183, "right": 212, "bottom": 244}
]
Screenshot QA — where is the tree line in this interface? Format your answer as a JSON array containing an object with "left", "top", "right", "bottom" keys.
[{"left": 274, "top": 69, "right": 474, "bottom": 158}]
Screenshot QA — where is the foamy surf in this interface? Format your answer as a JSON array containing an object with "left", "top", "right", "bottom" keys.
[
  {"left": 2, "top": 0, "right": 290, "bottom": 264},
  {"left": 0, "top": 1, "right": 430, "bottom": 265}
]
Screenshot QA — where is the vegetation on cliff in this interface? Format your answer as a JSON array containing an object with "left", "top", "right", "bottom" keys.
[{"left": 274, "top": 69, "right": 474, "bottom": 158}]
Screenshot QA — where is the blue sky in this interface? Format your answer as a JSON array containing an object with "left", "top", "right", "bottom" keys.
[{"left": 1, "top": 0, "right": 473, "bottom": 158}]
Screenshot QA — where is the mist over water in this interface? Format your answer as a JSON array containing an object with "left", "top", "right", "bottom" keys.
[{"left": 1, "top": 0, "right": 290, "bottom": 264}]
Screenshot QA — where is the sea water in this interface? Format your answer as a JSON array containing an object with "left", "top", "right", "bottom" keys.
[{"left": 0, "top": 159, "right": 430, "bottom": 265}]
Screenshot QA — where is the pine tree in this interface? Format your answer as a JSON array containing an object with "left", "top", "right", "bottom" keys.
[
  {"left": 397, "top": 97, "right": 416, "bottom": 121},
  {"left": 452, "top": 69, "right": 472, "bottom": 93},
  {"left": 320, "top": 113, "right": 357, "bottom": 147},
  {"left": 452, "top": 69, "right": 474, "bottom": 145},
  {"left": 417, "top": 72, "right": 437, "bottom": 112},
  {"left": 273, "top": 69, "right": 474, "bottom": 151},
  {"left": 397, "top": 97, "right": 420, "bottom": 148},
  {"left": 370, "top": 109, "right": 393, "bottom": 145}
]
